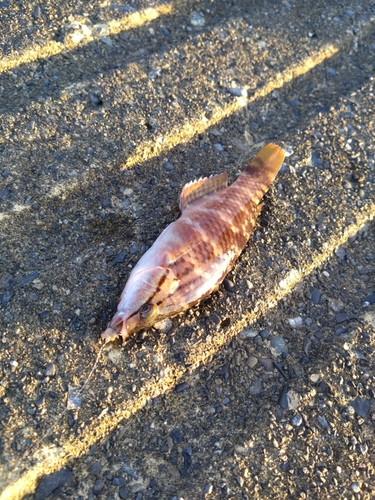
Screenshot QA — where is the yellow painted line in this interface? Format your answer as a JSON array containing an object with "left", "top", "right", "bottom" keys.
[
  {"left": 1, "top": 203, "right": 374, "bottom": 500},
  {"left": 0, "top": 4, "right": 173, "bottom": 74},
  {"left": 124, "top": 44, "right": 339, "bottom": 168}
]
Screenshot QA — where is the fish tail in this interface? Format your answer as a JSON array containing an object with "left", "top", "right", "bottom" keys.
[{"left": 244, "top": 143, "right": 285, "bottom": 185}]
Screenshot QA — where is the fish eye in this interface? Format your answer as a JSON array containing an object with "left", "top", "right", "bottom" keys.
[{"left": 139, "top": 303, "right": 156, "bottom": 318}]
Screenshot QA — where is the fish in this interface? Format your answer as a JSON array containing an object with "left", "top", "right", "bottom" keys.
[{"left": 102, "top": 143, "right": 285, "bottom": 343}]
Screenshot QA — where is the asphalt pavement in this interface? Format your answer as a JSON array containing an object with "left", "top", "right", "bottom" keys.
[{"left": 0, "top": 0, "right": 375, "bottom": 499}]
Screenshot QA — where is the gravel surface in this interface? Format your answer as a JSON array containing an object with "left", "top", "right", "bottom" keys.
[{"left": 0, "top": 0, "right": 375, "bottom": 498}]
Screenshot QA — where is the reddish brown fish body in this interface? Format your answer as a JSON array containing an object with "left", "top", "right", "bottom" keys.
[{"left": 102, "top": 143, "right": 285, "bottom": 342}]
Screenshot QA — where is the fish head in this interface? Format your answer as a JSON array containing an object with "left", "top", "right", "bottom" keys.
[{"left": 101, "top": 265, "right": 179, "bottom": 342}]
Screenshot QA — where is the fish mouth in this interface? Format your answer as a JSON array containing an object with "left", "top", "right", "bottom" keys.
[
  {"left": 101, "top": 326, "right": 121, "bottom": 343},
  {"left": 101, "top": 311, "right": 129, "bottom": 342},
  {"left": 101, "top": 311, "right": 142, "bottom": 343}
]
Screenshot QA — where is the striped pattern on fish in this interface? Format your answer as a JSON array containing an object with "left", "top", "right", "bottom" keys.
[{"left": 102, "top": 143, "right": 285, "bottom": 343}]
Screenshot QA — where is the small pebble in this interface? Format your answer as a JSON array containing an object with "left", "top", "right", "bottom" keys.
[
  {"left": 329, "top": 298, "right": 344, "bottom": 312},
  {"left": 190, "top": 12, "right": 205, "bottom": 26},
  {"left": 359, "top": 443, "right": 368, "bottom": 455},
  {"left": 228, "top": 87, "right": 248, "bottom": 97},
  {"left": 236, "top": 476, "right": 244, "bottom": 487},
  {"left": 289, "top": 99, "right": 300, "bottom": 107},
  {"left": 279, "top": 383, "right": 289, "bottom": 409},
  {"left": 111, "top": 250, "right": 126, "bottom": 265},
  {"left": 351, "top": 482, "right": 361, "bottom": 493},
  {"left": 247, "top": 356, "right": 258, "bottom": 368},
  {"left": 153, "top": 318, "right": 172, "bottom": 333},
  {"left": 317, "top": 416, "right": 329, "bottom": 428},
  {"left": 239, "top": 329, "right": 258, "bottom": 339},
  {"left": 214, "top": 143, "right": 224, "bottom": 152},
  {"left": 33, "top": 4, "right": 43, "bottom": 19},
  {"left": 292, "top": 414, "right": 303, "bottom": 426},
  {"left": 232, "top": 138, "right": 248, "bottom": 152},
  {"left": 211, "top": 313, "right": 221, "bottom": 325},
  {"left": 90, "top": 462, "right": 101, "bottom": 475},
  {"left": 304, "top": 339, "right": 312, "bottom": 356},
  {"left": 129, "top": 245, "right": 139, "bottom": 255},
  {"left": 163, "top": 161, "right": 175, "bottom": 171},
  {"left": 342, "top": 179, "right": 354, "bottom": 190},
  {"left": 44, "top": 363, "right": 56, "bottom": 377},
  {"left": 35, "top": 396, "right": 45, "bottom": 407},
  {"left": 17, "top": 271, "right": 39, "bottom": 286},
  {"left": 148, "top": 69, "right": 160, "bottom": 79},
  {"left": 350, "top": 398, "right": 370, "bottom": 418},
  {"left": 284, "top": 145, "right": 294, "bottom": 157},
  {"left": 279, "top": 269, "right": 300, "bottom": 290},
  {"left": 326, "top": 67, "right": 336, "bottom": 76},
  {"left": 311, "top": 288, "right": 321, "bottom": 304},
  {"left": 101, "top": 36, "right": 113, "bottom": 47},
  {"left": 175, "top": 382, "right": 189, "bottom": 393},
  {"left": 112, "top": 477, "right": 125, "bottom": 486},
  {"left": 170, "top": 428, "right": 181, "bottom": 444},
  {"left": 288, "top": 316, "right": 303, "bottom": 328},
  {"left": 67, "top": 386, "right": 81, "bottom": 410},
  {"left": 270, "top": 336, "right": 288, "bottom": 356},
  {"left": 319, "top": 380, "right": 327, "bottom": 391},
  {"left": 203, "top": 484, "right": 213, "bottom": 496},
  {"left": 89, "top": 92, "right": 102, "bottom": 106},
  {"left": 119, "top": 486, "right": 129, "bottom": 499},
  {"left": 131, "top": 483, "right": 146, "bottom": 494},
  {"left": 161, "top": 26, "right": 170, "bottom": 36},
  {"left": 336, "top": 313, "right": 352, "bottom": 323},
  {"left": 253, "top": 335, "right": 262, "bottom": 346},
  {"left": 223, "top": 279, "right": 235, "bottom": 292},
  {"left": 335, "top": 246, "right": 347, "bottom": 260},
  {"left": 346, "top": 405, "right": 355, "bottom": 416},
  {"left": 259, "top": 358, "right": 274, "bottom": 372}
]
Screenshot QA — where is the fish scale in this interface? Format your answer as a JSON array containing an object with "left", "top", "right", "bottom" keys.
[{"left": 102, "top": 143, "right": 285, "bottom": 343}]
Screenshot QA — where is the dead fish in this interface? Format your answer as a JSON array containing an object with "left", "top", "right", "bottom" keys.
[{"left": 102, "top": 143, "right": 285, "bottom": 343}]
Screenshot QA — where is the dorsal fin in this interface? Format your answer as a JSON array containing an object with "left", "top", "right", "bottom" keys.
[{"left": 179, "top": 171, "right": 228, "bottom": 212}]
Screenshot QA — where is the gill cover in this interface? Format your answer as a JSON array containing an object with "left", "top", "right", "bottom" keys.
[{"left": 101, "top": 265, "right": 179, "bottom": 341}]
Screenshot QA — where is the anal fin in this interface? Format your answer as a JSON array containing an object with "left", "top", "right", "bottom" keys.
[{"left": 179, "top": 171, "right": 228, "bottom": 212}]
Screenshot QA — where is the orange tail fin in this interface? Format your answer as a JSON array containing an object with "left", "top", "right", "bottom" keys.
[{"left": 244, "top": 143, "right": 285, "bottom": 184}]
